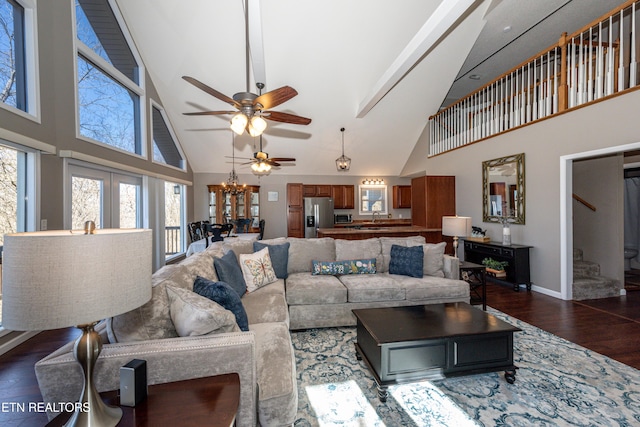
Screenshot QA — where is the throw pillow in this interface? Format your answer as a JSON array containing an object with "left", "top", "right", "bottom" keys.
[
  {"left": 238, "top": 247, "right": 278, "bottom": 292},
  {"left": 213, "top": 250, "right": 247, "bottom": 297},
  {"left": 193, "top": 276, "right": 249, "bottom": 331},
  {"left": 422, "top": 242, "right": 446, "bottom": 277},
  {"left": 253, "top": 241, "right": 290, "bottom": 279},
  {"left": 312, "top": 258, "right": 377, "bottom": 275},
  {"left": 166, "top": 286, "right": 239, "bottom": 337},
  {"left": 389, "top": 244, "right": 424, "bottom": 278}
]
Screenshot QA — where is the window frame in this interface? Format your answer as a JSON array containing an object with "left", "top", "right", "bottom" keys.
[
  {"left": 150, "top": 99, "right": 186, "bottom": 171},
  {"left": 163, "top": 181, "right": 186, "bottom": 262},
  {"left": 0, "top": 0, "right": 41, "bottom": 122},
  {"left": 358, "top": 184, "right": 388, "bottom": 215},
  {"left": 72, "top": 0, "right": 146, "bottom": 158}
]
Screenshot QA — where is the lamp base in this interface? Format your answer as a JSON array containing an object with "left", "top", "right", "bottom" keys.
[
  {"left": 453, "top": 236, "right": 460, "bottom": 258},
  {"left": 65, "top": 323, "right": 122, "bottom": 427}
]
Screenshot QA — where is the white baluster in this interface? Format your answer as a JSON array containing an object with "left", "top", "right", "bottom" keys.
[
  {"left": 619, "top": 9, "right": 625, "bottom": 92},
  {"left": 630, "top": 2, "right": 637, "bottom": 87}
]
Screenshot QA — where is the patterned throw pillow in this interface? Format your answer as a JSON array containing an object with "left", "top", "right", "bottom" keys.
[
  {"left": 312, "top": 258, "right": 377, "bottom": 275},
  {"left": 253, "top": 241, "right": 290, "bottom": 279},
  {"left": 193, "top": 276, "right": 249, "bottom": 331},
  {"left": 389, "top": 244, "right": 424, "bottom": 278},
  {"left": 238, "top": 247, "right": 278, "bottom": 292}
]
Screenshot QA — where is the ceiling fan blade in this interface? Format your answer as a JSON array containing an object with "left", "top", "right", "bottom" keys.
[
  {"left": 183, "top": 111, "right": 235, "bottom": 116},
  {"left": 182, "top": 76, "right": 241, "bottom": 109},
  {"left": 270, "top": 157, "right": 296, "bottom": 162},
  {"left": 254, "top": 86, "right": 298, "bottom": 110},
  {"left": 264, "top": 111, "right": 312, "bottom": 125},
  {"left": 267, "top": 160, "right": 281, "bottom": 167}
]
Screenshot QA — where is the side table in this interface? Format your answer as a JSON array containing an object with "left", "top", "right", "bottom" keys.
[
  {"left": 46, "top": 373, "right": 240, "bottom": 427},
  {"left": 460, "top": 261, "right": 486, "bottom": 310}
]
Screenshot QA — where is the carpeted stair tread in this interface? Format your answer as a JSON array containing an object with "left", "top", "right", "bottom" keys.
[
  {"left": 573, "top": 275, "right": 621, "bottom": 300},
  {"left": 573, "top": 260, "right": 600, "bottom": 277}
]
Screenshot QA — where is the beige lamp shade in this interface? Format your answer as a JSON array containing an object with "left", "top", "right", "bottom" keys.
[
  {"left": 2, "top": 228, "right": 152, "bottom": 331},
  {"left": 442, "top": 216, "right": 472, "bottom": 237}
]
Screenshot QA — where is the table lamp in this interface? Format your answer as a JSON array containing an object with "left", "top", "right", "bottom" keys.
[
  {"left": 442, "top": 216, "right": 472, "bottom": 258},
  {"left": 2, "top": 226, "right": 152, "bottom": 427}
]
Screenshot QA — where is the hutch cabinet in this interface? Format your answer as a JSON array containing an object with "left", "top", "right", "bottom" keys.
[{"left": 207, "top": 185, "right": 260, "bottom": 231}]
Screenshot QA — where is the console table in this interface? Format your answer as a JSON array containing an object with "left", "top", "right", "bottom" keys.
[
  {"left": 459, "top": 261, "right": 486, "bottom": 310},
  {"left": 463, "top": 240, "right": 532, "bottom": 291}
]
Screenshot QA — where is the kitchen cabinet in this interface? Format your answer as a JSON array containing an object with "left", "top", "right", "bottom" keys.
[
  {"left": 303, "top": 185, "right": 332, "bottom": 197},
  {"left": 392, "top": 185, "right": 412, "bottom": 209},
  {"left": 287, "top": 183, "right": 304, "bottom": 238},
  {"left": 207, "top": 185, "right": 260, "bottom": 231},
  {"left": 410, "top": 176, "right": 455, "bottom": 228},
  {"left": 331, "top": 185, "right": 355, "bottom": 209}
]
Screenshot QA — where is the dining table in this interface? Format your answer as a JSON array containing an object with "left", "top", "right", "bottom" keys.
[{"left": 186, "top": 233, "right": 260, "bottom": 256}]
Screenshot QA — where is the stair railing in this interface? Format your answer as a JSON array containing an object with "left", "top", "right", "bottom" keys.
[{"left": 572, "top": 193, "right": 596, "bottom": 211}]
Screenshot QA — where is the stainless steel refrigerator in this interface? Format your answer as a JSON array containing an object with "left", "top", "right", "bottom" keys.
[{"left": 304, "top": 197, "right": 334, "bottom": 238}]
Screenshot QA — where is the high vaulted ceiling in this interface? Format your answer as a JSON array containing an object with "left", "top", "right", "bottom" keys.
[{"left": 115, "top": 0, "right": 624, "bottom": 176}]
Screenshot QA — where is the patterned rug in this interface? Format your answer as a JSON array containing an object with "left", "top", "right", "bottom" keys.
[{"left": 291, "top": 308, "right": 640, "bottom": 426}]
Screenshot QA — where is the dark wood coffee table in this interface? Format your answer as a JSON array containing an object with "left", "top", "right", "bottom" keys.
[{"left": 353, "top": 303, "right": 520, "bottom": 401}]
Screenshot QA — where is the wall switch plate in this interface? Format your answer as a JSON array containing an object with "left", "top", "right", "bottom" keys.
[{"left": 40, "top": 219, "right": 47, "bottom": 230}]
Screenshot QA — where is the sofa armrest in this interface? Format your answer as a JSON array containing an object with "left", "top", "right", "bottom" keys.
[
  {"left": 35, "top": 332, "right": 257, "bottom": 427},
  {"left": 443, "top": 255, "right": 460, "bottom": 279}
]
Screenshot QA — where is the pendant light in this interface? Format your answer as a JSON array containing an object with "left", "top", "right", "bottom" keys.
[{"left": 335, "top": 127, "right": 351, "bottom": 172}]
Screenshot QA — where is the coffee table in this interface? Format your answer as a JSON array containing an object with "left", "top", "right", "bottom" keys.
[{"left": 353, "top": 303, "right": 520, "bottom": 401}]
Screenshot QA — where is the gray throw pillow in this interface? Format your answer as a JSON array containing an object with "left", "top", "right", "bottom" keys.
[
  {"left": 253, "top": 241, "right": 290, "bottom": 279},
  {"left": 193, "top": 276, "right": 249, "bottom": 331},
  {"left": 166, "top": 286, "right": 239, "bottom": 336},
  {"left": 213, "top": 250, "right": 247, "bottom": 296}
]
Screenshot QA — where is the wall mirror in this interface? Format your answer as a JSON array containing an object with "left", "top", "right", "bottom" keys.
[{"left": 483, "top": 153, "right": 525, "bottom": 224}]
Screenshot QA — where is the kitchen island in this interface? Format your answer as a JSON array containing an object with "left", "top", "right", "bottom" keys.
[{"left": 317, "top": 225, "right": 446, "bottom": 244}]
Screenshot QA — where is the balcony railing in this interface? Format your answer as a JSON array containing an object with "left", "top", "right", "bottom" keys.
[
  {"left": 429, "top": 0, "right": 640, "bottom": 156},
  {"left": 165, "top": 226, "right": 182, "bottom": 256}
]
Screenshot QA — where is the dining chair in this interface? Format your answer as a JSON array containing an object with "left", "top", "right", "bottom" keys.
[{"left": 258, "top": 219, "right": 265, "bottom": 240}]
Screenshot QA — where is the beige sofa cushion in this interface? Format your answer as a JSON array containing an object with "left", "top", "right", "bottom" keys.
[
  {"left": 339, "top": 274, "right": 405, "bottom": 303},
  {"left": 285, "top": 272, "right": 346, "bottom": 305},
  {"left": 179, "top": 250, "right": 218, "bottom": 282},
  {"left": 166, "top": 286, "right": 240, "bottom": 336},
  {"left": 287, "top": 238, "right": 336, "bottom": 274},
  {"left": 106, "top": 264, "right": 192, "bottom": 343},
  {"left": 335, "top": 238, "right": 383, "bottom": 269},
  {"left": 392, "top": 274, "right": 470, "bottom": 301}
]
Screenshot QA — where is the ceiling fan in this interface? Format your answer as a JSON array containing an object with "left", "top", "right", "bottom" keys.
[
  {"left": 235, "top": 135, "right": 296, "bottom": 172},
  {"left": 182, "top": 1, "right": 311, "bottom": 137}
]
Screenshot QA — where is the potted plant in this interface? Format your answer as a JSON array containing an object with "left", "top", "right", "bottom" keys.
[{"left": 482, "top": 257, "right": 508, "bottom": 278}]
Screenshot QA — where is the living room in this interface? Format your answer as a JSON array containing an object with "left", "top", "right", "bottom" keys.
[{"left": 2, "top": 0, "right": 640, "bottom": 426}]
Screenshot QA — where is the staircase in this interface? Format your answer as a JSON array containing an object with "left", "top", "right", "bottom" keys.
[{"left": 573, "top": 248, "right": 621, "bottom": 300}]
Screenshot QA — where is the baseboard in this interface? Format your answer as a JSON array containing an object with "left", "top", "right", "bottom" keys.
[
  {"left": 0, "top": 330, "right": 40, "bottom": 356},
  {"left": 531, "top": 284, "right": 563, "bottom": 299}
]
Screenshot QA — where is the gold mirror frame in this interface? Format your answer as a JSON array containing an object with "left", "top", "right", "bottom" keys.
[{"left": 482, "top": 153, "right": 525, "bottom": 224}]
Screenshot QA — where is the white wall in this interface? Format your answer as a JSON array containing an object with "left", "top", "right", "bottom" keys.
[{"left": 406, "top": 89, "right": 640, "bottom": 295}]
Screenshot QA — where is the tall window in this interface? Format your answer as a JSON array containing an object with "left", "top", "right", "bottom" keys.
[
  {"left": 75, "top": 0, "right": 143, "bottom": 154},
  {"left": 0, "top": 141, "right": 35, "bottom": 328},
  {"left": 152, "top": 105, "right": 185, "bottom": 169},
  {"left": 164, "top": 182, "right": 185, "bottom": 258},
  {"left": 0, "top": 0, "right": 34, "bottom": 114}
]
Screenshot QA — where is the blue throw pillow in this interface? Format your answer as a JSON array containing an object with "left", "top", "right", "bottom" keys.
[
  {"left": 193, "top": 276, "right": 249, "bottom": 331},
  {"left": 389, "top": 244, "right": 424, "bottom": 278},
  {"left": 214, "top": 251, "right": 247, "bottom": 297},
  {"left": 253, "top": 241, "right": 290, "bottom": 279}
]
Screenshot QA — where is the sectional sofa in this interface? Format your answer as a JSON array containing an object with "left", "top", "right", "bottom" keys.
[{"left": 35, "top": 236, "right": 469, "bottom": 427}]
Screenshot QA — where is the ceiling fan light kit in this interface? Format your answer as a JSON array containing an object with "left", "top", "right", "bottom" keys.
[
  {"left": 230, "top": 113, "right": 248, "bottom": 135},
  {"left": 335, "top": 127, "right": 351, "bottom": 172}
]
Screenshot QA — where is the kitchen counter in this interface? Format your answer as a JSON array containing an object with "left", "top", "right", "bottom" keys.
[
  {"left": 318, "top": 226, "right": 449, "bottom": 247},
  {"left": 333, "top": 219, "right": 412, "bottom": 228}
]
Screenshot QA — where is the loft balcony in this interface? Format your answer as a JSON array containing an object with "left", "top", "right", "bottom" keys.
[{"left": 429, "top": 0, "right": 640, "bottom": 156}]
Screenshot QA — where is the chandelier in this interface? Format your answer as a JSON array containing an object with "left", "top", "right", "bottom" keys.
[
  {"left": 335, "top": 127, "right": 351, "bottom": 172},
  {"left": 222, "top": 134, "right": 247, "bottom": 195}
]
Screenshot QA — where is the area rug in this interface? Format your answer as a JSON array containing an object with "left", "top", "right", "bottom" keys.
[{"left": 291, "top": 308, "right": 640, "bottom": 426}]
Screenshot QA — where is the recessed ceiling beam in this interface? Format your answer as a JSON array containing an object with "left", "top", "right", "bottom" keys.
[{"left": 356, "top": 0, "right": 479, "bottom": 118}]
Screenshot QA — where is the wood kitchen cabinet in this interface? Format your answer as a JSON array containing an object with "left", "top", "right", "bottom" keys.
[
  {"left": 287, "top": 183, "right": 304, "bottom": 238},
  {"left": 410, "top": 176, "right": 455, "bottom": 228},
  {"left": 331, "top": 185, "right": 355, "bottom": 209},
  {"left": 303, "top": 185, "right": 332, "bottom": 197},
  {"left": 392, "top": 185, "right": 412, "bottom": 209}
]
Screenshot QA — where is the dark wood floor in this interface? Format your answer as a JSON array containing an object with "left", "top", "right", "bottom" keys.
[{"left": 1, "top": 283, "right": 640, "bottom": 426}]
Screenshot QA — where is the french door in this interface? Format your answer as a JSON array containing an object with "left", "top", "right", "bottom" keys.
[{"left": 65, "top": 163, "right": 142, "bottom": 230}]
